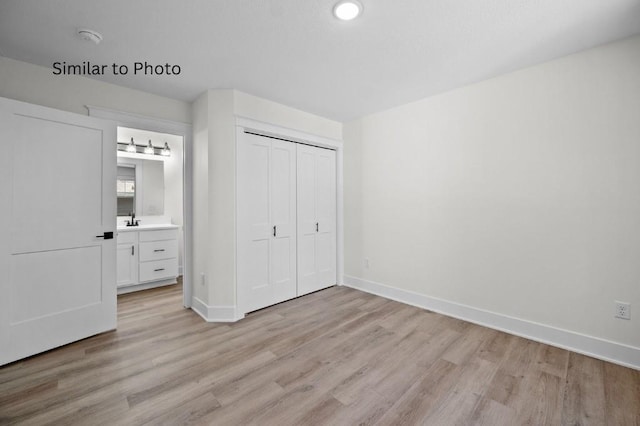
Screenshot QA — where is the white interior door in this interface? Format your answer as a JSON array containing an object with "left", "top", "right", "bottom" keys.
[
  {"left": 297, "top": 144, "right": 337, "bottom": 295},
  {"left": 237, "top": 132, "right": 296, "bottom": 313},
  {"left": 0, "top": 97, "right": 116, "bottom": 366}
]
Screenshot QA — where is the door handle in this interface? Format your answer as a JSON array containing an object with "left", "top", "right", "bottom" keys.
[
  {"left": 154, "top": 268, "right": 165, "bottom": 272},
  {"left": 273, "top": 225, "right": 277, "bottom": 237},
  {"left": 316, "top": 222, "right": 319, "bottom": 232},
  {"left": 131, "top": 245, "right": 135, "bottom": 256},
  {"left": 154, "top": 249, "right": 165, "bottom": 252},
  {"left": 96, "top": 231, "right": 114, "bottom": 240}
]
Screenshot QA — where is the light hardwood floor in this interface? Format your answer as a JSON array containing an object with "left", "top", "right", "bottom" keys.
[{"left": 1, "top": 283, "right": 639, "bottom": 425}]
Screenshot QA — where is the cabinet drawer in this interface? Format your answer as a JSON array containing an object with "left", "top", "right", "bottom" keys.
[
  {"left": 139, "top": 240, "right": 178, "bottom": 262},
  {"left": 139, "top": 229, "right": 178, "bottom": 242},
  {"left": 116, "top": 231, "right": 137, "bottom": 244},
  {"left": 139, "top": 258, "right": 178, "bottom": 282}
]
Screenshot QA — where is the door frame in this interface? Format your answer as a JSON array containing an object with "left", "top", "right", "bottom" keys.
[
  {"left": 87, "top": 105, "right": 193, "bottom": 308},
  {"left": 235, "top": 116, "right": 344, "bottom": 314}
]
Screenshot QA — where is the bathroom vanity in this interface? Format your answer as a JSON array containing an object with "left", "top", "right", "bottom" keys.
[{"left": 116, "top": 224, "right": 180, "bottom": 294}]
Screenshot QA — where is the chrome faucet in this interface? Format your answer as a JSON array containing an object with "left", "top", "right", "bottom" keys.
[{"left": 126, "top": 212, "right": 140, "bottom": 227}]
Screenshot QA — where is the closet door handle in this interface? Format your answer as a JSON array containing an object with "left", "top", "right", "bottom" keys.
[
  {"left": 273, "top": 225, "right": 277, "bottom": 237},
  {"left": 316, "top": 222, "right": 319, "bottom": 232},
  {"left": 154, "top": 249, "right": 165, "bottom": 252},
  {"left": 154, "top": 268, "right": 165, "bottom": 272},
  {"left": 131, "top": 245, "right": 135, "bottom": 256}
]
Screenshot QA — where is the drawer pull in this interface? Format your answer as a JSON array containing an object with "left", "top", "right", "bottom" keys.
[
  {"left": 153, "top": 249, "right": 165, "bottom": 252},
  {"left": 154, "top": 268, "right": 165, "bottom": 272}
]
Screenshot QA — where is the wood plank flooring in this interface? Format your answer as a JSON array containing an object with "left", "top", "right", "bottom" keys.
[{"left": 1, "top": 283, "right": 639, "bottom": 425}]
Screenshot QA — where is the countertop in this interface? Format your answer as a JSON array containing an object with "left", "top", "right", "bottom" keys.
[{"left": 116, "top": 224, "right": 180, "bottom": 232}]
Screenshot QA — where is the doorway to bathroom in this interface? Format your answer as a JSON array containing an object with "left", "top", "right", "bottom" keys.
[
  {"left": 87, "top": 106, "right": 192, "bottom": 308},
  {"left": 115, "top": 126, "right": 185, "bottom": 300}
]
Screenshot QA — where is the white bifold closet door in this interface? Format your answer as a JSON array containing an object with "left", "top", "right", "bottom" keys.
[
  {"left": 296, "top": 144, "right": 337, "bottom": 295},
  {"left": 237, "top": 132, "right": 297, "bottom": 313}
]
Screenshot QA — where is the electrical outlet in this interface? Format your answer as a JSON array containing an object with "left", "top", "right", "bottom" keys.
[
  {"left": 364, "top": 258, "right": 370, "bottom": 269},
  {"left": 615, "top": 301, "right": 631, "bottom": 320}
]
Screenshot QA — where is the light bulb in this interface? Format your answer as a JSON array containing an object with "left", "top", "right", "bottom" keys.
[
  {"left": 161, "top": 142, "right": 171, "bottom": 156},
  {"left": 144, "top": 140, "right": 154, "bottom": 155},
  {"left": 126, "top": 137, "right": 136, "bottom": 153}
]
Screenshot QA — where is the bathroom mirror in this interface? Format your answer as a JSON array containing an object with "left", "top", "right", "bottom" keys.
[
  {"left": 117, "top": 165, "right": 136, "bottom": 216},
  {"left": 117, "top": 157, "right": 165, "bottom": 216}
]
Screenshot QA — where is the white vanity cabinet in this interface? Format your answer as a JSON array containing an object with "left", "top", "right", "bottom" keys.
[
  {"left": 116, "top": 232, "right": 138, "bottom": 287},
  {"left": 116, "top": 226, "right": 179, "bottom": 294},
  {"left": 138, "top": 230, "right": 179, "bottom": 282}
]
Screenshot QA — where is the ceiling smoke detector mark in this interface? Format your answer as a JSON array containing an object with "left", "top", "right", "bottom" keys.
[
  {"left": 333, "top": 1, "right": 363, "bottom": 21},
  {"left": 77, "top": 28, "right": 103, "bottom": 45}
]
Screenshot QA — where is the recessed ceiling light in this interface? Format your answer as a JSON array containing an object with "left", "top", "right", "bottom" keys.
[
  {"left": 77, "top": 28, "right": 103, "bottom": 45},
  {"left": 333, "top": 1, "right": 363, "bottom": 21}
]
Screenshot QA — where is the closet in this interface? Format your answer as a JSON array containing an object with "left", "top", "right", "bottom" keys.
[{"left": 237, "top": 131, "right": 337, "bottom": 313}]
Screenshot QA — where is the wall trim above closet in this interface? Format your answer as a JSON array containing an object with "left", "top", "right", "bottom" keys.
[
  {"left": 236, "top": 116, "right": 343, "bottom": 150},
  {"left": 235, "top": 116, "right": 344, "bottom": 315}
]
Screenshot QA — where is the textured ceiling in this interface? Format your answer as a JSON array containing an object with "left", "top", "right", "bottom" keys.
[{"left": 1, "top": 0, "right": 639, "bottom": 121}]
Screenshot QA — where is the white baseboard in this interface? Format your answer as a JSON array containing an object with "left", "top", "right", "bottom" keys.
[
  {"left": 191, "top": 297, "right": 244, "bottom": 323},
  {"left": 343, "top": 275, "right": 640, "bottom": 370},
  {"left": 117, "top": 278, "right": 177, "bottom": 295}
]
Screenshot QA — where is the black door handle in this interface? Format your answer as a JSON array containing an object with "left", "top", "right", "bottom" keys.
[
  {"left": 273, "top": 225, "right": 277, "bottom": 237},
  {"left": 96, "top": 232, "right": 114, "bottom": 240},
  {"left": 316, "top": 222, "right": 319, "bottom": 232}
]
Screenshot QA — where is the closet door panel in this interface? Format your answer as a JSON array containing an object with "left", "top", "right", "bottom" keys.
[
  {"left": 297, "top": 145, "right": 337, "bottom": 296},
  {"left": 269, "top": 140, "right": 297, "bottom": 303},
  {"left": 297, "top": 146, "right": 317, "bottom": 293},
  {"left": 238, "top": 134, "right": 272, "bottom": 312},
  {"left": 316, "top": 149, "right": 337, "bottom": 287}
]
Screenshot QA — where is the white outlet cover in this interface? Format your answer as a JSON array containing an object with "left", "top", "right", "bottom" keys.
[{"left": 615, "top": 301, "right": 631, "bottom": 320}]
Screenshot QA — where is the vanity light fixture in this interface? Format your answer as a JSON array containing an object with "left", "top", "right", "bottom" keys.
[
  {"left": 144, "top": 140, "right": 154, "bottom": 155},
  {"left": 333, "top": 0, "right": 363, "bottom": 21},
  {"left": 161, "top": 142, "right": 171, "bottom": 156},
  {"left": 117, "top": 138, "right": 171, "bottom": 157},
  {"left": 126, "top": 137, "right": 136, "bottom": 153}
]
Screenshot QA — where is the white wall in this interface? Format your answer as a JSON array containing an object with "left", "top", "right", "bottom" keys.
[
  {"left": 192, "top": 89, "right": 342, "bottom": 310},
  {"left": 192, "top": 93, "right": 209, "bottom": 303},
  {"left": 234, "top": 91, "right": 342, "bottom": 140},
  {"left": 343, "top": 119, "right": 363, "bottom": 277},
  {"left": 207, "top": 89, "right": 236, "bottom": 307},
  {"left": 344, "top": 35, "right": 640, "bottom": 363},
  {"left": 0, "top": 57, "right": 190, "bottom": 123},
  {"left": 162, "top": 137, "right": 185, "bottom": 274}
]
